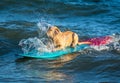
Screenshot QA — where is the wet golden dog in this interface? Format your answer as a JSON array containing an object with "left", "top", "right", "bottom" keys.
[{"left": 47, "top": 26, "right": 90, "bottom": 51}]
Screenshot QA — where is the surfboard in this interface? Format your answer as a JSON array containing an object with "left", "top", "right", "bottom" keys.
[{"left": 20, "top": 36, "right": 113, "bottom": 59}]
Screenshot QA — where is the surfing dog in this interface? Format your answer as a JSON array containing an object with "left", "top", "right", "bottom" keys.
[{"left": 47, "top": 26, "right": 91, "bottom": 51}]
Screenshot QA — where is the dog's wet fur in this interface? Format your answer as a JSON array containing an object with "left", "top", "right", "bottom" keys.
[{"left": 46, "top": 26, "right": 81, "bottom": 51}]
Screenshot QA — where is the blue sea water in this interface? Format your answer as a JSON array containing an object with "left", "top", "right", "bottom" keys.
[{"left": 0, "top": 0, "right": 120, "bottom": 82}]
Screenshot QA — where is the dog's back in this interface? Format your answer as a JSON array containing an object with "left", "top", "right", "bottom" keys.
[{"left": 62, "top": 31, "right": 79, "bottom": 47}]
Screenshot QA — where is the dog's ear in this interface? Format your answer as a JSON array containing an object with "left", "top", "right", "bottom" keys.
[{"left": 54, "top": 28, "right": 60, "bottom": 35}]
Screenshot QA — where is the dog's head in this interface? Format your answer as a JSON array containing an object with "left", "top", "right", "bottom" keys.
[{"left": 47, "top": 26, "right": 61, "bottom": 38}]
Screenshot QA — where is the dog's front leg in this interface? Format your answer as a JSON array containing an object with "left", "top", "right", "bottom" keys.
[{"left": 54, "top": 45, "right": 64, "bottom": 51}]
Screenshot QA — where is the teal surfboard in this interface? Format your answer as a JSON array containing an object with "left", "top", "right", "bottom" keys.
[
  {"left": 20, "top": 36, "right": 113, "bottom": 59},
  {"left": 21, "top": 44, "right": 89, "bottom": 59}
]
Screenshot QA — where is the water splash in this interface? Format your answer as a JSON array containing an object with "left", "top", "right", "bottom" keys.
[
  {"left": 19, "top": 37, "right": 54, "bottom": 54},
  {"left": 19, "top": 22, "right": 54, "bottom": 54},
  {"left": 37, "top": 22, "right": 52, "bottom": 38},
  {"left": 109, "top": 33, "right": 120, "bottom": 52}
]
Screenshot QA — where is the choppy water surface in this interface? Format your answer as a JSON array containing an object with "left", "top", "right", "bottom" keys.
[{"left": 0, "top": 0, "right": 120, "bottom": 82}]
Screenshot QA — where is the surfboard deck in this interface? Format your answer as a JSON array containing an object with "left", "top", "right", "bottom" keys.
[
  {"left": 21, "top": 44, "right": 89, "bottom": 59},
  {"left": 20, "top": 36, "right": 113, "bottom": 59}
]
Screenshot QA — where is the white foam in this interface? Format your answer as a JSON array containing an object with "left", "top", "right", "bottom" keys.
[{"left": 19, "top": 22, "right": 54, "bottom": 54}]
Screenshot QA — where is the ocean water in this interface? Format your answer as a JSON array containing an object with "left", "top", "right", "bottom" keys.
[{"left": 0, "top": 0, "right": 120, "bottom": 82}]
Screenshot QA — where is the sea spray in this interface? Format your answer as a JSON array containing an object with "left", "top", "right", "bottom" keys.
[
  {"left": 19, "top": 22, "right": 54, "bottom": 54},
  {"left": 109, "top": 33, "right": 120, "bottom": 52},
  {"left": 37, "top": 22, "right": 51, "bottom": 38}
]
